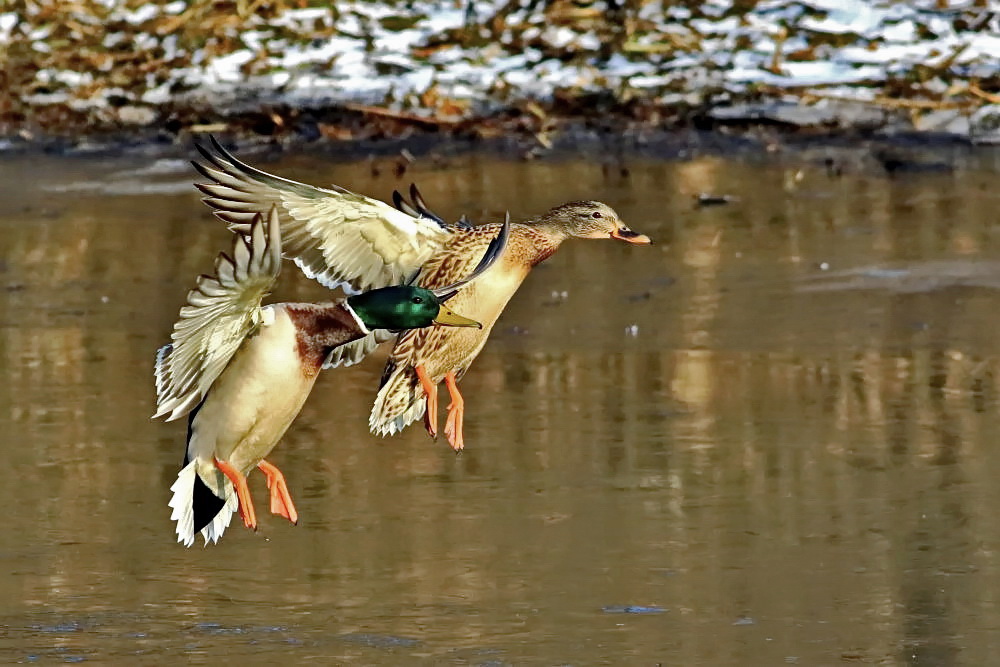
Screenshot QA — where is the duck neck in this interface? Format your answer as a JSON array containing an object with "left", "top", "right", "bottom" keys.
[
  {"left": 520, "top": 222, "right": 569, "bottom": 266},
  {"left": 285, "top": 302, "right": 369, "bottom": 372}
]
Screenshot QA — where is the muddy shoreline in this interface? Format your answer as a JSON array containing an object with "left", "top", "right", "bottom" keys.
[{"left": 0, "top": 98, "right": 988, "bottom": 174}]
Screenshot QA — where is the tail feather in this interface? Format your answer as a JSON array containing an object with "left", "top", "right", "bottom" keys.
[
  {"left": 369, "top": 365, "right": 426, "bottom": 436},
  {"left": 169, "top": 460, "right": 237, "bottom": 547}
]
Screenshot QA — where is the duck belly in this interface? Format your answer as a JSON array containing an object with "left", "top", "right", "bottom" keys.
[
  {"left": 186, "top": 310, "right": 317, "bottom": 476},
  {"left": 424, "top": 266, "right": 528, "bottom": 380}
]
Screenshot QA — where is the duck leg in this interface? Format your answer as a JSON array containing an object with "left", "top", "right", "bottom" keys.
[
  {"left": 257, "top": 460, "right": 298, "bottom": 525},
  {"left": 443, "top": 371, "right": 465, "bottom": 452},
  {"left": 415, "top": 364, "right": 438, "bottom": 438},
  {"left": 214, "top": 458, "right": 257, "bottom": 530}
]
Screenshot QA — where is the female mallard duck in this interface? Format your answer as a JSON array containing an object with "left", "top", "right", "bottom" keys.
[
  {"left": 155, "top": 206, "right": 507, "bottom": 546},
  {"left": 193, "top": 137, "right": 651, "bottom": 451}
]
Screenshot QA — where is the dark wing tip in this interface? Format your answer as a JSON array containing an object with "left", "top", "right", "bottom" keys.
[
  {"left": 192, "top": 141, "right": 212, "bottom": 164},
  {"left": 193, "top": 134, "right": 234, "bottom": 167},
  {"left": 409, "top": 183, "right": 425, "bottom": 208},
  {"left": 393, "top": 190, "right": 421, "bottom": 218},
  {"left": 431, "top": 212, "right": 510, "bottom": 297},
  {"left": 407, "top": 183, "right": 449, "bottom": 229},
  {"left": 208, "top": 134, "right": 229, "bottom": 156}
]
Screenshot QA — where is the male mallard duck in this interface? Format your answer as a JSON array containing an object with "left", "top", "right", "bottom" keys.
[
  {"left": 155, "top": 206, "right": 507, "bottom": 546},
  {"left": 193, "top": 138, "right": 651, "bottom": 451}
]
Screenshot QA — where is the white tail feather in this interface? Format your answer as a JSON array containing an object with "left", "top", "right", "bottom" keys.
[{"left": 169, "top": 460, "right": 238, "bottom": 547}]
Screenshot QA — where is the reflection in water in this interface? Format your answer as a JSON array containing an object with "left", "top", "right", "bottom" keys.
[{"left": 2, "top": 150, "right": 1000, "bottom": 662}]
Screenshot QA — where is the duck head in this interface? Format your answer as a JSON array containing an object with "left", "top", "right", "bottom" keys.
[
  {"left": 347, "top": 286, "right": 482, "bottom": 331},
  {"left": 346, "top": 211, "right": 510, "bottom": 331},
  {"left": 542, "top": 200, "right": 651, "bottom": 245}
]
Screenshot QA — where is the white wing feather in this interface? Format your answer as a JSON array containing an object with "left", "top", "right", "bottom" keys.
[
  {"left": 153, "top": 208, "right": 282, "bottom": 422},
  {"left": 193, "top": 137, "right": 450, "bottom": 294}
]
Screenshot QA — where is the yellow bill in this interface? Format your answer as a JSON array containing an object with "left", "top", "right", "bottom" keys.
[{"left": 434, "top": 304, "right": 482, "bottom": 328}]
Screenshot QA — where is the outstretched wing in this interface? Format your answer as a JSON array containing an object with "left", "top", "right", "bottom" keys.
[
  {"left": 193, "top": 136, "right": 451, "bottom": 294},
  {"left": 153, "top": 207, "right": 283, "bottom": 422},
  {"left": 323, "top": 213, "right": 510, "bottom": 370},
  {"left": 393, "top": 183, "right": 474, "bottom": 231}
]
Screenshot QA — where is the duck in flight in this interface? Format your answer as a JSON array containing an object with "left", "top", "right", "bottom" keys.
[
  {"left": 155, "top": 206, "right": 508, "bottom": 546},
  {"left": 193, "top": 137, "right": 651, "bottom": 452}
]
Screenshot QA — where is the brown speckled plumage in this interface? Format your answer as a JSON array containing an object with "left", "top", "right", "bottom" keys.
[
  {"left": 188, "top": 140, "right": 651, "bottom": 447},
  {"left": 370, "top": 201, "right": 651, "bottom": 438}
]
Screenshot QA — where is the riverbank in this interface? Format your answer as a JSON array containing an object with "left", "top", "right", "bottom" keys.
[{"left": 3, "top": 1, "right": 999, "bottom": 154}]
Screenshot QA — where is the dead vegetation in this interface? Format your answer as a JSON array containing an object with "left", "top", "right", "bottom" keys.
[{"left": 2, "top": 0, "right": 998, "bottom": 143}]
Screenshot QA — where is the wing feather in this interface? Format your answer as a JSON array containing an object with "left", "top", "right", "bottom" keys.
[
  {"left": 322, "top": 329, "right": 397, "bottom": 369},
  {"left": 153, "top": 207, "right": 283, "bottom": 422},
  {"left": 194, "top": 137, "right": 450, "bottom": 294}
]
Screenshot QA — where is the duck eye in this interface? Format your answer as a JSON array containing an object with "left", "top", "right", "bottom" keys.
[
  {"left": 592, "top": 211, "right": 602, "bottom": 219},
  {"left": 412, "top": 296, "right": 423, "bottom": 304}
]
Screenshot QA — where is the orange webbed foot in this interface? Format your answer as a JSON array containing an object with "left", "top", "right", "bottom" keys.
[
  {"left": 443, "top": 371, "right": 465, "bottom": 452},
  {"left": 214, "top": 457, "right": 257, "bottom": 531},
  {"left": 415, "top": 364, "right": 438, "bottom": 439},
  {"left": 257, "top": 459, "right": 298, "bottom": 525}
]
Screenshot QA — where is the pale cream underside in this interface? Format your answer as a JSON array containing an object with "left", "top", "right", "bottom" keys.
[
  {"left": 423, "top": 257, "right": 530, "bottom": 379},
  {"left": 187, "top": 305, "right": 317, "bottom": 480}
]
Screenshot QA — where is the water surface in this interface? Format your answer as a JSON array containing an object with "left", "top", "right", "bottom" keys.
[{"left": 2, "top": 143, "right": 1000, "bottom": 664}]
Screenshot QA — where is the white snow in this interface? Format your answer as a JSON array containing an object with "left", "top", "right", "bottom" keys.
[
  {"left": 0, "top": 13, "right": 16, "bottom": 37},
  {"left": 4, "top": 0, "right": 998, "bottom": 123}
]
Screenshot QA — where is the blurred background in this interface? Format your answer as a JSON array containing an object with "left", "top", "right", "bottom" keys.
[
  {"left": 2, "top": 0, "right": 999, "bottom": 143},
  {"left": 3, "top": 1, "right": 1000, "bottom": 664}
]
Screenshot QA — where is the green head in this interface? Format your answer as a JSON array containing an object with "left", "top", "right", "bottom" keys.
[{"left": 346, "top": 286, "right": 482, "bottom": 331}]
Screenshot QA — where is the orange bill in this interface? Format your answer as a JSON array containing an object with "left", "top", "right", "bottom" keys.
[{"left": 610, "top": 227, "right": 652, "bottom": 244}]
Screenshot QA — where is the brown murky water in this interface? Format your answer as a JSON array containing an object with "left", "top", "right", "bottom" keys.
[{"left": 3, "top": 142, "right": 1000, "bottom": 664}]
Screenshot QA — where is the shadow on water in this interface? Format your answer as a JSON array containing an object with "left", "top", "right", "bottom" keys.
[{"left": 2, "top": 146, "right": 1000, "bottom": 663}]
